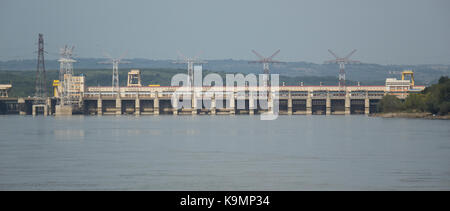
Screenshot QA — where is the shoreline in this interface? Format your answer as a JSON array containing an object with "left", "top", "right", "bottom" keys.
[{"left": 370, "top": 112, "right": 450, "bottom": 120}]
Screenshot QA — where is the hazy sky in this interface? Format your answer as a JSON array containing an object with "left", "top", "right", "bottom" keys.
[{"left": 0, "top": 0, "right": 449, "bottom": 64}]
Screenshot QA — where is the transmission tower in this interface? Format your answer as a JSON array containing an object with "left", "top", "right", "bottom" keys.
[
  {"left": 58, "top": 45, "right": 76, "bottom": 105},
  {"left": 249, "top": 49, "right": 282, "bottom": 87},
  {"left": 99, "top": 52, "right": 130, "bottom": 95},
  {"left": 173, "top": 51, "right": 207, "bottom": 87},
  {"left": 34, "top": 33, "right": 47, "bottom": 102},
  {"left": 324, "top": 49, "right": 360, "bottom": 87}
]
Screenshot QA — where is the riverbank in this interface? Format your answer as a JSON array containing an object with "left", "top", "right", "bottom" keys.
[{"left": 371, "top": 112, "right": 450, "bottom": 120}]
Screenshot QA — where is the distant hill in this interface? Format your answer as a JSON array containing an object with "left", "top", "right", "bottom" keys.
[{"left": 1, "top": 58, "right": 449, "bottom": 85}]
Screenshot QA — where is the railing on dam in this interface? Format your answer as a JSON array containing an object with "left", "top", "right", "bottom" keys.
[
  {"left": 82, "top": 90, "right": 388, "bottom": 100},
  {"left": 79, "top": 85, "right": 407, "bottom": 101}
]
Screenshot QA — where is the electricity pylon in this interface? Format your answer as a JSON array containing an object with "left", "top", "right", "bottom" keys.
[{"left": 324, "top": 49, "right": 360, "bottom": 87}]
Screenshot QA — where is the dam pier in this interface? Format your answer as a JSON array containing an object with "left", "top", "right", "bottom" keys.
[{"left": 80, "top": 85, "right": 384, "bottom": 116}]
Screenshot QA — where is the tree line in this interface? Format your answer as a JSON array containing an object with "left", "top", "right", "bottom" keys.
[{"left": 377, "top": 76, "right": 450, "bottom": 115}]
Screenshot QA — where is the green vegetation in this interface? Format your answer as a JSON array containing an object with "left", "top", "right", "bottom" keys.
[
  {"left": 377, "top": 95, "right": 404, "bottom": 113},
  {"left": 0, "top": 70, "right": 58, "bottom": 97},
  {"left": 377, "top": 76, "right": 450, "bottom": 115}
]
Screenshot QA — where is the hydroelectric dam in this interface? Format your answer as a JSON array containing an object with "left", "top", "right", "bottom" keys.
[{"left": 0, "top": 79, "right": 424, "bottom": 116}]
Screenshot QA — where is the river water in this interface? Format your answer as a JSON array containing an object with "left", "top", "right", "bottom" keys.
[{"left": 0, "top": 115, "right": 449, "bottom": 190}]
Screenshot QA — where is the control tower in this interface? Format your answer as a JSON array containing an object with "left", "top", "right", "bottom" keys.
[{"left": 127, "top": 69, "right": 142, "bottom": 87}]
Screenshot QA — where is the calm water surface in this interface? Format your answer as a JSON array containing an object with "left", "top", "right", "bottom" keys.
[{"left": 0, "top": 115, "right": 449, "bottom": 190}]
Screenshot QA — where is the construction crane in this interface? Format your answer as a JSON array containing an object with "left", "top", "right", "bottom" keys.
[
  {"left": 249, "top": 49, "right": 282, "bottom": 87},
  {"left": 99, "top": 52, "right": 130, "bottom": 95},
  {"left": 324, "top": 49, "right": 360, "bottom": 87},
  {"left": 173, "top": 51, "right": 206, "bottom": 87}
]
